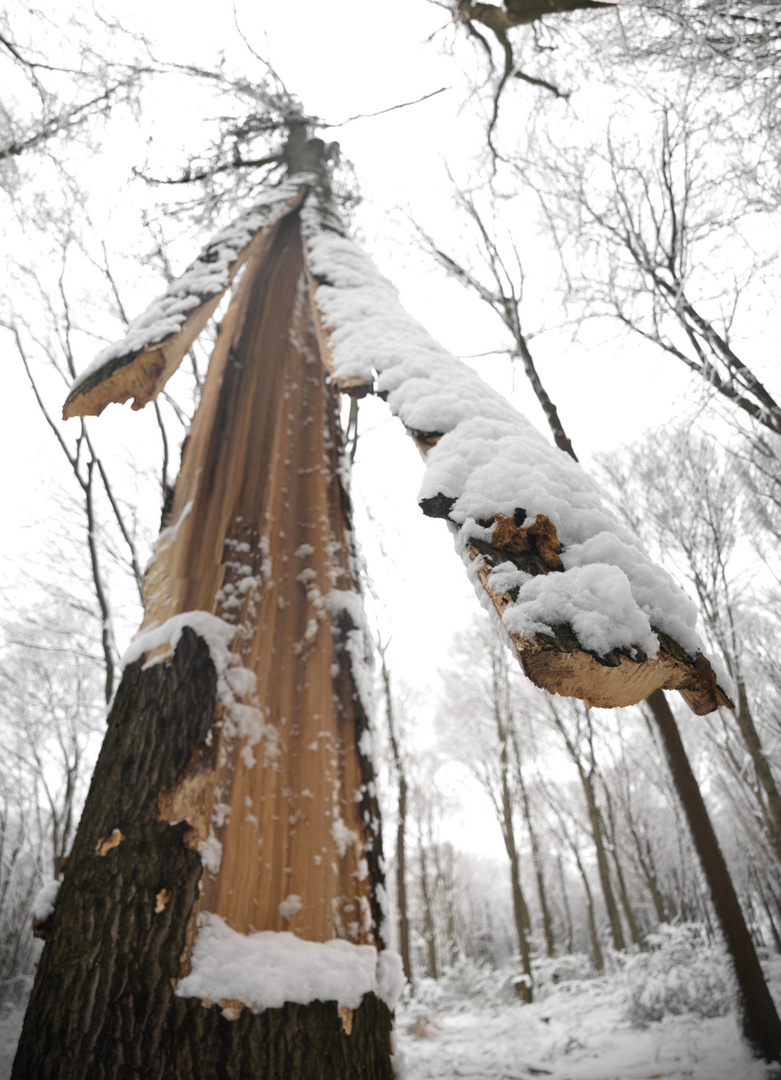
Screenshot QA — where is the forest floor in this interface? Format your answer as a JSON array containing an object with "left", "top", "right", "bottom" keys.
[
  {"left": 393, "top": 972, "right": 771, "bottom": 1080},
  {"left": 2, "top": 955, "right": 780, "bottom": 1079}
]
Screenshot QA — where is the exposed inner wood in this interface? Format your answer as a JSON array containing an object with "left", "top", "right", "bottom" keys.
[
  {"left": 141, "top": 210, "right": 378, "bottom": 962},
  {"left": 94, "top": 828, "right": 124, "bottom": 856},
  {"left": 63, "top": 191, "right": 306, "bottom": 420},
  {"left": 472, "top": 553, "right": 731, "bottom": 715}
]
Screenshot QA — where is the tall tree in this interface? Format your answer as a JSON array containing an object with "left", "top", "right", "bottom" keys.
[{"left": 13, "top": 132, "right": 398, "bottom": 1080}]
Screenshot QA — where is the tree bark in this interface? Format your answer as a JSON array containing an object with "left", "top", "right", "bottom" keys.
[
  {"left": 572, "top": 846, "right": 603, "bottom": 972},
  {"left": 16, "top": 150, "right": 394, "bottom": 1076},
  {"left": 379, "top": 650, "right": 412, "bottom": 984},
  {"left": 647, "top": 688, "right": 781, "bottom": 1063},
  {"left": 13, "top": 632, "right": 392, "bottom": 1079},
  {"left": 600, "top": 783, "right": 643, "bottom": 947},
  {"left": 418, "top": 841, "right": 439, "bottom": 981},
  {"left": 566, "top": 749, "right": 624, "bottom": 952},
  {"left": 556, "top": 852, "right": 574, "bottom": 953},
  {"left": 495, "top": 706, "right": 533, "bottom": 1000},
  {"left": 625, "top": 808, "right": 668, "bottom": 925},
  {"left": 732, "top": 677, "right": 781, "bottom": 868},
  {"left": 514, "top": 746, "right": 555, "bottom": 957}
]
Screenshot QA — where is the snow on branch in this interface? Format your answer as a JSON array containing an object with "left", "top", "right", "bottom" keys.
[
  {"left": 63, "top": 181, "right": 307, "bottom": 419},
  {"left": 302, "top": 200, "right": 733, "bottom": 716}
]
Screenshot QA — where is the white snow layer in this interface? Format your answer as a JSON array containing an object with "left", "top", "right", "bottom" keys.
[
  {"left": 303, "top": 205, "right": 730, "bottom": 689},
  {"left": 121, "top": 611, "right": 236, "bottom": 682},
  {"left": 31, "top": 879, "right": 60, "bottom": 922},
  {"left": 175, "top": 913, "right": 405, "bottom": 1012},
  {"left": 70, "top": 180, "right": 305, "bottom": 392}
]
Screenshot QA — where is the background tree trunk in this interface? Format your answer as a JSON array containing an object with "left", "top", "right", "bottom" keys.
[{"left": 648, "top": 689, "right": 781, "bottom": 1063}]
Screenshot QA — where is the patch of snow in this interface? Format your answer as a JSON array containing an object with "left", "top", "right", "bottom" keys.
[
  {"left": 394, "top": 973, "right": 765, "bottom": 1080},
  {"left": 70, "top": 181, "right": 306, "bottom": 393},
  {"left": 278, "top": 894, "right": 303, "bottom": 921},
  {"left": 331, "top": 818, "right": 358, "bottom": 857},
  {"left": 31, "top": 879, "right": 60, "bottom": 922},
  {"left": 198, "top": 834, "right": 223, "bottom": 875},
  {"left": 121, "top": 611, "right": 235, "bottom": 689},
  {"left": 175, "top": 912, "right": 403, "bottom": 1011}
]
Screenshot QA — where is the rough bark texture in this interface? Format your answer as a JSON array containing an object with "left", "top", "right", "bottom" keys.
[
  {"left": 13, "top": 632, "right": 393, "bottom": 1079},
  {"left": 648, "top": 689, "right": 781, "bottom": 1063}
]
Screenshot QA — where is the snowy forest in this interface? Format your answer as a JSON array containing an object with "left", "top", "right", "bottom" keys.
[{"left": 2, "top": 1, "right": 781, "bottom": 1078}]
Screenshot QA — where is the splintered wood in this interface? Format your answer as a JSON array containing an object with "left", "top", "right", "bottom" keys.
[
  {"left": 138, "top": 209, "right": 377, "bottom": 950},
  {"left": 466, "top": 516, "right": 731, "bottom": 716},
  {"left": 62, "top": 191, "right": 306, "bottom": 420}
]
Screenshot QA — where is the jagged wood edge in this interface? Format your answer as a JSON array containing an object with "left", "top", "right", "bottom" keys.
[
  {"left": 63, "top": 188, "right": 308, "bottom": 419},
  {"left": 403, "top": 429, "right": 732, "bottom": 715}
]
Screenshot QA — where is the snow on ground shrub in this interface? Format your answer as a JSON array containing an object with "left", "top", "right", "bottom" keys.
[
  {"left": 532, "top": 952, "right": 597, "bottom": 999},
  {"left": 413, "top": 958, "right": 519, "bottom": 1013},
  {"left": 624, "top": 923, "right": 732, "bottom": 1025}
]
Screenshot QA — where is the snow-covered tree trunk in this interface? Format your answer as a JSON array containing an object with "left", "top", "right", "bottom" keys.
[
  {"left": 12, "top": 631, "right": 393, "bottom": 1079},
  {"left": 14, "top": 138, "right": 399, "bottom": 1078}
]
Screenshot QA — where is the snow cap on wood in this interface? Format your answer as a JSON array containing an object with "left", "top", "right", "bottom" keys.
[
  {"left": 300, "top": 197, "right": 733, "bottom": 716},
  {"left": 63, "top": 181, "right": 308, "bottom": 419}
]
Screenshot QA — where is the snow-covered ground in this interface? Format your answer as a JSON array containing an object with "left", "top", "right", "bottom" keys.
[
  {"left": 394, "top": 977, "right": 766, "bottom": 1080},
  {"left": 1, "top": 960, "right": 778, "bottom": 1079}
]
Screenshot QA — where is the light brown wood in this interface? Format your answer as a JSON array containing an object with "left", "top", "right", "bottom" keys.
[
  {"left": 472, "top": 554, "right": 732, "bottom": 715},
  {"left": 414, "top": 426, "right": 731, "bottom": 713},
  {"left": 141, "top": 210, "right": 379, "bottom": 952},
  {"left": 63, "top": 191, "right": 306, "bottom": 420}
]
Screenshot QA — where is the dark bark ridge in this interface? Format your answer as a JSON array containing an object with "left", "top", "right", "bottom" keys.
[{"left": 13, "top": 629, "right": 392, "bottom": 1080}]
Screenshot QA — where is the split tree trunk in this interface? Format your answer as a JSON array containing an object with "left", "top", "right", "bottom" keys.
[
  {"left": 15, "top": 170, "right": 393, "bottom": 1077},
  {"left": 648, "top": 689, "right": 781, "bottom": 1063},
  {"left": 13, "top": 632, "right": 391, "bottom": 1080}
]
